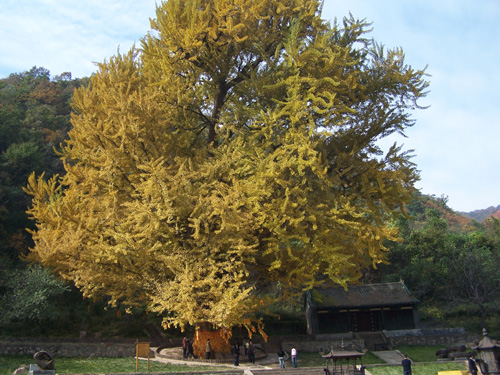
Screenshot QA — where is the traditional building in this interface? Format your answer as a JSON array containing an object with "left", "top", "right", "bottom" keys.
[{"left": 305, "top": 281, "right": 419, "bottom": 335}]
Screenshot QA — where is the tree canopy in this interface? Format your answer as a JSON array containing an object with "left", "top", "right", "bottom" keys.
[
  {"left": 0, "top": 67, "right": 84, "bottom": 262},
  {"left": 25, "top": 0, "right": 428, "bottom": 333},
  {"left": 375, "top": 195, "right": 500, "bottom": 331}
]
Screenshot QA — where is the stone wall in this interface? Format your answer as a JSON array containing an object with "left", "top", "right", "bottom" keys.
[
  {"left": 277, "top": 329, "right": 480, "bottom": 353},
  {"left": 0, "top": 337, "right": 138, "bottom": 357},
  {"left": 384, "top": 329, "right": 479, "bottom": 348},
  {"left": 281, "top": 338, "right": 364, "bottom": 353},
  {"left": 0, "top": 336, "right": 190, "bottom": 358},
  {"left": 280, "top": 333, "right": 364, "bottom": 353},
  {"left": 0, "top": 329, "right": 481, "bottom": 358}
]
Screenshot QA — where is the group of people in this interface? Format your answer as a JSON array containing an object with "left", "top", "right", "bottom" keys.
[
  {"left": 234, "top": 338, "right": 255, "bottom": 366},
  {"left": 182, "top": 336, "right": 299, "bottom": 368},
  {"left": 277, "top": 346, "right": 298, "bottom": 368},
  {"left": 181, "top": 337, "right": 196, "bottom": 359}
]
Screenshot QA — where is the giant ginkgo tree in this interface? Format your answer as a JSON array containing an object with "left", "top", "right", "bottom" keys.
[{"left": 25, "top": 0, "right": 428, "bottom": 344}]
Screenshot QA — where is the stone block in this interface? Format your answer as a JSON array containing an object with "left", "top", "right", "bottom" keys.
[{"left": 28, "top": 364, "right": 55, "bottom": 375}]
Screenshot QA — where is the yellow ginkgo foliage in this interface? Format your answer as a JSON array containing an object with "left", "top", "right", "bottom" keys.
[{"left": 25, "top": 0, "right": 428, "bottom": 338}]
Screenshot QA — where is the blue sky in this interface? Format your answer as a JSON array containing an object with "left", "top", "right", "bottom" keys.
[{"left": 1, "top": 0, "right": 499, "bottom": 212}]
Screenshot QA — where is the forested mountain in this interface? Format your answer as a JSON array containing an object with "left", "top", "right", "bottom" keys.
[
  {"left": 368, "top": 193, "right": 500, "bottom": 333},
  {"left": 1, "top": 67, "right": 499, "bottom": 338},
  {"left": 0, "top": 67, "right": 87, "bottom": 262},
  {"left": 461, "top": 205, "right": 500, "bottom": 222},
  {"left": 406, "top": 194, "right": 474, "bottom": 232},
  {"left": 0, "top": 68, "right": 95, "bottom": 336}
]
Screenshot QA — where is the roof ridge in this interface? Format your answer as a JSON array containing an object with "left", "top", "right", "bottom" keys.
[{"left": 310, "top": 282, "right": 419, "bottom": 308}]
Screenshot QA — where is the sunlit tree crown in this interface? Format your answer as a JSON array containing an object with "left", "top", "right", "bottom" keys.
[{"left": 25, "top": 0, "right": 428, "bottom": 332}]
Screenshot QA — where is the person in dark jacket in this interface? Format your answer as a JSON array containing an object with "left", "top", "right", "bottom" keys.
[
  {"left": 247, "top": 341, "right": 255, "bottom": 364},
  {"left": 233, "top": 340, "right": 240, "bottom": 366},
  {"left": 182, "top": 337, "right": 188, "bottom": 358},
  {"left": 277, "top": 347, "right": 286, "bottom": 369},
  {"left": 468, "top": 355, "right": 478, "bottom": 375},
  {"left": 402, "top": 354, "right": 412, "bottom": 375},
  {"left": 187, "top": 339, "right": 196, "bottom": 359}
]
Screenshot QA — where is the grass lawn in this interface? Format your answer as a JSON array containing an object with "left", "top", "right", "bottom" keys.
[
  {"left": 0, "top": 346, "right": 469, "bottom": 374},
  {"left": 368, "top": 362, "right": 467, "bottom": 375},
  {"left": 298, "top": 351, "right": 383, "bottom": 367},
  {"left": 396, "top": 345, "right": 444, "bottom": 362},
  {"left": 297, "top": 346, "right": 469, "bottom": 375},
  {"left": 367, "top": 345, "right": 468, "bottom": 375},
  {"left": 0, "top": 355, "right": 228, "bottom": 374}
]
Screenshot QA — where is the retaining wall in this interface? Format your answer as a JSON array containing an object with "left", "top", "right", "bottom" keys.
[
  {"left": 281, "top": 333, "right": 364, "bottom": 352},
  {"left": 0, "top": 337, "right": 138, "bottom": 357},
  {"left": 384, "top": 329, "right": 479, "bottom": 348},
  {"left": 279, "top": 329, "right": 480, "bottom": 352},
  {"left": 0, "top": 329, "right": 481, "bottom": 358}
]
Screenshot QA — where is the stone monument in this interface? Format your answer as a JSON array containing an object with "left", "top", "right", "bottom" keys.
[
  {"left": 472, "top": 328, "right": 500, "bottom": 375},
  {"left": 28, "top": 352, "right": 55, "bottom": 375}
]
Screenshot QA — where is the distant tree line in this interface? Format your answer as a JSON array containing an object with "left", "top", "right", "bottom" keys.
[
  {"left": 1, "top": 67, "right": 499, "bottom": 338},
  {"left": 368, "top": 193, "right": 500, "bottom": 335},
  {"left": 0, "top": 67, "right": 94, "bottom": 335},
  {"left": 462, "top": 205, "right": 500, "bottom": 222}
]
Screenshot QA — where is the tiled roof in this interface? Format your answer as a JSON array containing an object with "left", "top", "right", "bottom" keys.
[{"left": 308, "top": 281, "right": 419, "bottom": 309}]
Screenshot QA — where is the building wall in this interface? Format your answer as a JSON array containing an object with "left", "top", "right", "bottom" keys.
[
  {"left": 312, "top": 305, "right": 417, "bottom": 334},
  {"left": 382, "top": 308, "right": 416, "bottom": 330}
]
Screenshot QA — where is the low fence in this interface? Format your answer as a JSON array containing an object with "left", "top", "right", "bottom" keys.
[{"left": 281, "top": 333, "right": 364, "bottom": 352}]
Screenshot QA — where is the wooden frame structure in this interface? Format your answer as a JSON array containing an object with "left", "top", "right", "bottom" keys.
[{"left": 322, "top": 350, "right": 365, "bottom": 375}]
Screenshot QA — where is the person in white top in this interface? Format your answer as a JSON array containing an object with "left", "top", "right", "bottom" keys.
[{"left": 291, "top": 346, "right": 297, "bottom": 368}]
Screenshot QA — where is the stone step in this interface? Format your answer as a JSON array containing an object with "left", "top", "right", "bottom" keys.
[{"left": 354, "top": 332, "right": 388, "bottom": 351}]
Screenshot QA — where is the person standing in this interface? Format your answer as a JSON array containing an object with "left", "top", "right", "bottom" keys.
[
  {"left": 187, "top": 339, "right": 196, "bottom": 359},
  {"left": 182, "top": 337, "right": 188, "bottom": 359},
  {"left": 468, "top": 355, "right": 478, "bottom": 375},
  {"left": 233, "top": 340, "right": 240, "bottom": 366},
  {"left": 402, "top": 354, "right": 412, "bottom": 375},
  {"left": 244, "top": 338, "right": 249, "bottom": 355},
  {"left": 248, "top": 341, "right": 255, "bottom": 364},
  {"left": 205, "top": 339, "right": 212, "bottom": 360},
  {"left": 291, "top": 346, "right": 298, "bottom": 368},
  {"left": 277, "top": 347, "right": 286, "bottom": 369}
]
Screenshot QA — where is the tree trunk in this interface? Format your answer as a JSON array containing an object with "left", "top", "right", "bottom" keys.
[
  {"left": 192, "top": 325, "right": 232, "bottom": 358},
  {"left": 480, "top": 303, "right": 487, "bottom": 330}
]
